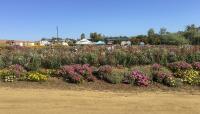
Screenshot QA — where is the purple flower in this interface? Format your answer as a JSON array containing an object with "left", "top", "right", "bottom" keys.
[
  {"left": 58, "top": 64, "right": 95, "bottom": 83},
  {"left": 192, "top": 62, "right": 200, "bottom": 70},
  {"left": 168, "top": 61, "right": 192, "bottom": 72}
]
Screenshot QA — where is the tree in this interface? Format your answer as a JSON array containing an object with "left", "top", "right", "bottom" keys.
[
  {"left": 160, "top": 33, "right": 189, "bottom": 45},
  {"left": 41, "top": 38, "right": 48, "bottom": 41},
  {"left": 184, "top": 24, "right": 200, "bottom": 44},
  {"left": 90, "top": 32, "right": 103, "bottom": 42},
  {"left": 159, "top": 28, "right": 167, "bottom": 35},
  {"left": 192, "top": 32, "right": 200, "bottom": 45},
  {"left": 130, "top": 35, "right": 148, "bottom": 45},
  {"left": 80, "top": 33, "right": 85, "bottom": 40},
  {"left": 148, "top": 28, "right": 155, "bottom": 37},
  {"left": 147, "top": 28, "right": 160, "bottom": 45}
]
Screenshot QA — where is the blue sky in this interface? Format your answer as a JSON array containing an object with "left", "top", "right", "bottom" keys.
[{"left": 0, "top": 0, "right": 200, "bottom": 41}]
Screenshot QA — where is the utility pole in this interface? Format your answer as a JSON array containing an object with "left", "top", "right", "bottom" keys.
[{"left": 56, "top": 26, "right": 59, "bottom": 39}]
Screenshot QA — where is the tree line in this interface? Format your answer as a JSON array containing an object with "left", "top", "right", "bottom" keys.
[
  {"left": 42, "top": 24, "right": 200, "bottom": 45},
  {"left": 80, "top": 24, "right": 200, "bottom": 45}
]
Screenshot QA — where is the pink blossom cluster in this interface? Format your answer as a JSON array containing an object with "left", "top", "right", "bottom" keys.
[
  {"left": 168, "top": 61, "right": 192, "bottom": 72},
  {"left": 152, "top": 63, "right": 161, "bottom": 71},
  {"left": 130, "top": 70, "right": 150, "bottom": 86},
  {"left": 58, "top": 64, "right": 95, "bottom": 83},
  {"left": 192, "top": 62, "right": 200, "bottom": 70}
]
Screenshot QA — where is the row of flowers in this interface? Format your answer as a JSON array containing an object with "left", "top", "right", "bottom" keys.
[
  {"left": 152, "top": 62, "right": 200, "bottom": 86},
  {"left": 0, "top": 64, "right": 48, "bottom": 82},
  {"left": 0, "top": 62, "right": 200, "bottom": 87}
]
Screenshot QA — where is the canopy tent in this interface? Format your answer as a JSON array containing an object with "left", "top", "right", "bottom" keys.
[
  {"left": 95, "top": 41, "right": 105, "bottom": 45},
  {"left": 76, "top": 39, "right": 94, "bottom": 45}
]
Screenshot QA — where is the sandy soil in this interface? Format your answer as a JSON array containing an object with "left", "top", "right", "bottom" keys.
[{"left": 0, "top": 87, "right": 199, "bottom": 114}]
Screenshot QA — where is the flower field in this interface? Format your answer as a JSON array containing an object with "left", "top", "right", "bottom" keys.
[{"left": 0, "top": 45, "right": 200, "bottom": 88}]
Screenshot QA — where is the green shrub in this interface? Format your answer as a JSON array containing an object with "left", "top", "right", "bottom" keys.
[
  {"left": 79, "top": 53, "right": 98, "bottom": 66},
  {"left": 114, "top": 50, "right": 127, "bottom": 66},
  {"left": 138, "top": 53, "right": 152, "bottom": 65},
  {"left": 42, "top": 56, "right": 61, "bottom": 69},
  {"left": 12, "top": 55, "right": 27, "bottom": 66},
  {"left": 25, "top": 53, "right": 42, "bottom": 71},
  {"left": 103, "top": 71, "right": 125, "bottom": 84},
  {"left": 186, "top": 52, "right": 200, "bottom": 63},
  {"left": 126, "top": 54, "right": 139, "bottom": 66},
  {"left": 97, "top": 66, "right": 128, "bottom": 84},
  {"left": 161, "top": 34, "right": 189, "bottom": 45},
  {"left": 168, "top": 52, "right": 178, "bottom": 63},
  {"left": 0, "top": 57, "right": 5, "bottom": 68}
]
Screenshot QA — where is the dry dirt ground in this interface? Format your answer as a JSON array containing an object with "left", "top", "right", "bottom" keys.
[{"left": 0, "top": 87, "right": 200, "bottom": 114}]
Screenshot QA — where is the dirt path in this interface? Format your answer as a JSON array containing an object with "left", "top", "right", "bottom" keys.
[{"left": 0, "top": 87, "right": 199, "bottom": 114}]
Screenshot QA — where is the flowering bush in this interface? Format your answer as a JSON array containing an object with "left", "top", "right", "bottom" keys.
[
  {"left": 152, "top": 63, "right": 161, "bottom": 71},
  {"left": 0, "top": 69, "right": 16, "bottom": 82},
  {"left": 128, "top": 70, "right": 150, "bottom": 86},
  {"left": 77, "top": 64, "right": 95, "bottom": 82},
  {"left": 58, "top": 65, "right": 83, "bottom": 83},
  {"left": 168, "top": 61, "right": 192, "bottom": 72},
  {"left": 192, "top": 62, "right": 200, "bottom": 71},
  {"left": 26, "top": 71, "right": 48, "bottom": 82},
  {"left": 163, "top": 76, "right": 183, "bottom": 87},
  {"left": 58, "top": 64, "right": 95, "bottom": 83},
  {"left": 153, "top": 71, "right": 172, "bottom": 83},
  {"left": 0, "top": 65, "right": 26, "bottom": 82},
  {"left": 97, "top": 65, "right": 112, "bottom": 79},
  {"left": 182, "top": 70, "right": 200, "bottom": 85},
  {"left": 38, "top": 69, "right": 57, "bottom": 77}
]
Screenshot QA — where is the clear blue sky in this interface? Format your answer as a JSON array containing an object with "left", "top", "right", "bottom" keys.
[{"left": 0, "top": 0, "right": 200, "bottom": 41}]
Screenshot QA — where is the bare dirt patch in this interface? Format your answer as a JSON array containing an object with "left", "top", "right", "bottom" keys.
[
  {"left": 0, "top": 78, "right": 200, "bottom": 114},
  {"left": 0, "top": 87, "right": 200, "bottom": 114}
]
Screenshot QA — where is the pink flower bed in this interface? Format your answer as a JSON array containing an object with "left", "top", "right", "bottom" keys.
[
  {"left": 192, "top": 62, "right": 200, "bottom": 70},
  {"left": 168, "top": 61, "right": 192, "bottom": 72},
  {"left": 58, "top": 64, "right": 95, "bottom": 83},
  {"left": 129, "top": 70, "right": 150, "bottom": 86}
]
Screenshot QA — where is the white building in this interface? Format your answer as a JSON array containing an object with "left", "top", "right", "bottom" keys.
[
  {"left": 39, "top": 40, "right": 51, "bottom": 46},
  {"left": 14, "top": 42, "right": 24, "bottom": 46}
]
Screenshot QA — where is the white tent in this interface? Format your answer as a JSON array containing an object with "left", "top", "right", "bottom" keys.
[{"left": 76, "top": 39, "right": 94, "bottom": 45}]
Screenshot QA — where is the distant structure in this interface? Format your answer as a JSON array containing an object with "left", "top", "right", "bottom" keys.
[{"left": 76, "top": 39, "right": 94, "bottom": 45}]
